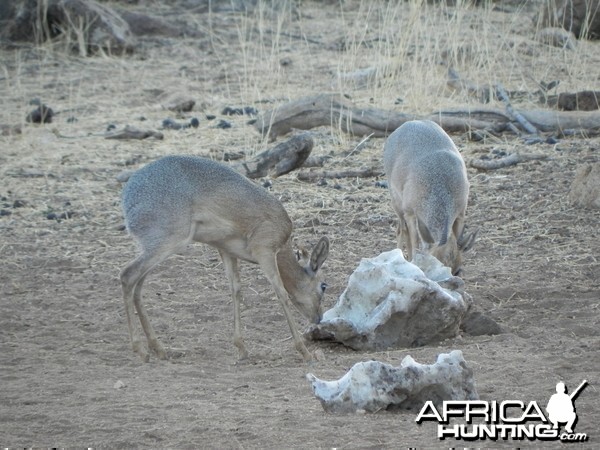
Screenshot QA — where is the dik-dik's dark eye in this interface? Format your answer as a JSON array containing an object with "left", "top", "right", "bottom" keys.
[{"left": 320, "top": 282, "right": 328, "bottom": 292}]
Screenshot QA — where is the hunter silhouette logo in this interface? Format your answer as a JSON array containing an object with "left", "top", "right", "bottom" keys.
[
  {"left": 546, "top": 380, "right": 587, "bottom": 434},
  {"left": 416, "top": 380, "right": 588, "bottom": 442}
]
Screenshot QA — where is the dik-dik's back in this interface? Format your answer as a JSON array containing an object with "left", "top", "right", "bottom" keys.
[
  {"left": 383, "top": 120, "right": 477, "bottom": 275},
  {"left": 123, "top": 155, "right": 291, "bottom": 255}
]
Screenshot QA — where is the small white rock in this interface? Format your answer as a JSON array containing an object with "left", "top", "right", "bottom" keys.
[{"left": 307, "top": 350, "right": 478, "bottom": 413}]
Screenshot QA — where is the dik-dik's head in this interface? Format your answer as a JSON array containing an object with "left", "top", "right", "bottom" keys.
[
  {"left": 286, "top": 237, "right": 330, "bottom": 324},
  {"left": 430, "top": 227, "right": 478, "bottom": 276}
]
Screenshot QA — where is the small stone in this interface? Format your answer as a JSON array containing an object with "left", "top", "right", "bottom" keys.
[
  {"left": 216, "top": 120, "right": 232, "bottom": 129},
  {"left": 307, "top": 350, "right": 478, "bottom": 413},
  {"left": 113, "top": 380, "right": 127, "bottom": 389},
  {"left": 116, "top": 170, "right": 134, "bottom": 183},
  {"left": 26, "top": 104, "right": 54, "bottom": 123},
  {"left": 162, "top": 118, "right": 185, "bottom": 130}
]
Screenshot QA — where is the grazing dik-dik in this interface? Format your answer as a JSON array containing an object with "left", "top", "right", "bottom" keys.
[
  {"left": 383, "top": 120, "right": 477, "bottom": 275},
  {"left": 120, "top": 155, "right": 329, "bottom": 362}
]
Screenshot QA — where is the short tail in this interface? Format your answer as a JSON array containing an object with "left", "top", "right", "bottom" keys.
[{"left": 417, "top": 216, "right": 449, "bottom": 246}]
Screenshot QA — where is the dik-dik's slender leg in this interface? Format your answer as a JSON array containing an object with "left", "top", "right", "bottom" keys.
[
  {"left": 121, "top": 259, "right": 147, "bottom": 361},
  {"left": 120, "top": 239, "right": 181, "bottom": 361},
  {"left": 255, "top": 251, "right": 313, "bottom": 362},
  {"left": 133, "top": 273, "right": 167, "bottom": 360},
  {"left": 218, "top": 250, "right": 249, "bottom": 360}
]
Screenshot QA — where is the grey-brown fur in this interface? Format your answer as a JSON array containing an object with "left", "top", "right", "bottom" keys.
[
  {"left": 383, "top": 120, "right": 477, "bottom": 275},
  {"left": 121, "top": 155, "right": 329, "bottom": 362}
]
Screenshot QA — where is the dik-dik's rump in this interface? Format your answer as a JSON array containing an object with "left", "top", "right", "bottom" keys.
[{"left": 383, "top": 120, "right": 477, "bottom": 275}]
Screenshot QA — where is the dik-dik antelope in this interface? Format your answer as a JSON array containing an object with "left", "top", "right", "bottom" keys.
[
  {"left": 383, "top": 120, "right": 477, "bottom": 275},
  {"left": 120, "top": 155, "right": 329, "bottom": 362}
]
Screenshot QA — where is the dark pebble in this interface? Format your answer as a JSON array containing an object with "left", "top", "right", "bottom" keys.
[
  {"left": 216, "top": 120, "right": 232, "bottom": 129},
  {"left": 162, "top": 118, "right": 184, "bottom": 130},
  {"left": 26, "top": 104, "right": 54, "bottom": 123},
  {"left": 190, "top": 118, "right": 200, "bottom": 128},
  {"left": 221, "top": 106, "right": 244, "bottom": 116},
  {"left": 221, "top": 106, "right": 258, "bottom": 116},
  {"left": 0, "top": 209, "right": 11, "bottom": 217},
  {"left": 46, "top": 211, "right": 75, "bottom": 221},
  {"left": 374, "top": 181, "right": 388, "bottom": 188},
  {"left": 206, "top": 114, "right": 216, "bottom": 120}
]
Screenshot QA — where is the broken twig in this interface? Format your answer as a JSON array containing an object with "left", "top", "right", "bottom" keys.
[
  {"left": 296, "top": 167, "right": 383, "bottom": 182},
  {"left": 470, "top": 153, "right": 550, "bottom": 171},
  {"left": 496, "top": 84, "right": 539, "bottom": 135},
  {"left": 105, "top": 126, "right": 164, "bottom": 140}
]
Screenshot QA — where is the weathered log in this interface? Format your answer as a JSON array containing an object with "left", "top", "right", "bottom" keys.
[
  {"left": 105, "top": 126, "right": 163, "bottom": 140},
  {"left": 470, "top": 153, "right": 550, "bottom": 171},
  {"left": 296, "top": 168, "right": 383, "bottom": 182},
  {"left": 252, "top": 93, "right": 600, "bottom": 140},
  {"left": 0, "top": 0, "right": 136, "bottom": 54},
  {"left": 233, "top": 133, "right": 314, "bottom": 178},
  {"left": 558, "top": 91, "right": 600, "bottom": 111},
  {"left": 251, "top": 94, "right": 416, "bottom": 140},
  {"left": 518, "top": 109, "right": 600, "bottom": 132},
  {"left": 536, "top": 0, "right": 600, "bottom": 40}
]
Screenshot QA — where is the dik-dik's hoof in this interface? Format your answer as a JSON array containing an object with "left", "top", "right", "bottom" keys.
[
  {"left": 234, "top": 337, "right": 249, "bottom": 361},
  {"left": 132, "top": 340, "right": 150, "bottom": 363},
  {"left": 149, "top": 339, "right": 168, "bottom": 360},
  {"left": 295, "top": 342, "right": 314, "bottom": 363}
]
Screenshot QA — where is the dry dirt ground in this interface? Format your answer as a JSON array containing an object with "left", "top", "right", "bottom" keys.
[{"left": 1, "top": 1, "right": 599, "bottom": 448}]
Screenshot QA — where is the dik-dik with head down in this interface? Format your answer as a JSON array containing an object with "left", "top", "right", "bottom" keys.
[
  {"left": 383, "top": 120, "right": 477, "bottom": 275},
  {"left": 120, "top": 155, "right": 329, "bottom": 362}
]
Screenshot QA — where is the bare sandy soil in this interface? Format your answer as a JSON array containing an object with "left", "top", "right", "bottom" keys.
[{"left": 1, "top": 1, "right": 599, "bottom": 448}]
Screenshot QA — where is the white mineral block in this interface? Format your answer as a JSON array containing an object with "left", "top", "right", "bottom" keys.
[
  {"left": 306, "top": 249, "right": 471, "bottom": 350},
  {"left": 306, "top": 350, "right": 478, "bottom": 413}
]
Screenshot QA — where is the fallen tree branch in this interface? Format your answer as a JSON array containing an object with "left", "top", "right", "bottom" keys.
[
  {"left": 470, "top": 153, "right": 550, "bottom": 171},
  {"left": 496, "top": 83, "right": 539, "bottom": 135},
  {"left": 232, "top": 132, "right": 313, "bottom": 178},
  {"left": 251, "top": 93, "right": 417, "bottom": 140},
  {"left": 105, "top": 126, "right": 164, "bottom": 140},
  {"left": 296, "top": 167, "right": 383, "bottom": 182},
  {"left": 253, "top": 93, "right": 600, "bottom": 141}
]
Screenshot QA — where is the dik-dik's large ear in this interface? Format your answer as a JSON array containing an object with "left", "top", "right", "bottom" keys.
[
  {"left": 309, "top": 236, "right": 329, "bottom": 273},
  {"left": 458, "top": 227, "right": 479, "bottom": 253}
]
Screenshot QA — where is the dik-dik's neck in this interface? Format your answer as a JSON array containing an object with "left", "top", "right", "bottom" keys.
[{"left": 276, "top": 242, "right": 307, "bottom": 296}]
